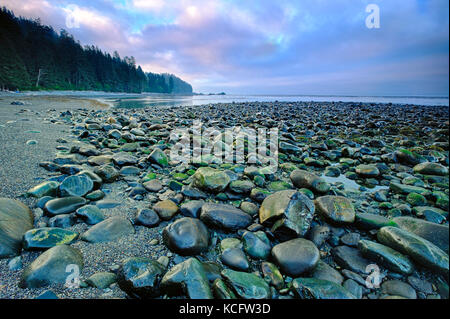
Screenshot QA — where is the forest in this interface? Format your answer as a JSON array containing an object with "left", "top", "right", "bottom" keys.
[{"left": 0, "top": 7, "right": 192, "bottom": 94}]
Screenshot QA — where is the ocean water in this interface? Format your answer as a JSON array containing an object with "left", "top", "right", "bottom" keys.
[{"left": 109, "top": 94, "right": 449, "bottom": 108}]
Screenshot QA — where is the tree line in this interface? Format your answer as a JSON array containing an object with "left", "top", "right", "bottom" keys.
[{"left": 0, "top": 7, "right": 192, "bottom": 94}]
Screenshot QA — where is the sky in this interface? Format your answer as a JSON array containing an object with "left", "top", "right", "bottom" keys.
[{"left": 2, "top": 0, "right": 449, "bottom": 96}]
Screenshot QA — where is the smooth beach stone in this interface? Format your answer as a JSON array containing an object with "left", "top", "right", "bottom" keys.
[
  {"left": 81, "top": 217, "right": 135, "bottom": 243},
  {"left": 112, "top": 152, "right": 138, "bottom": 166},
  {"left": 331, "top": 246, "right": 371, "bottom": 275},
  {"left": 36, "top": 196, "right": 54, "bottom": 209},
  {"left": 148, "top": 148, "right": 169, "bottom": 167},
  {"left": 19, "top": 245, "right": 83, "bottom": 288},
  {"left": 59, "top": 175, "right": 94, "bottom": 197},
  {"left": 94, "top": 164, "right": 120, "bottom": 183},
  {"left": 340, "top": 232, "right": 360, "bottom": 247},
  {"left": 381, "top": 280, "right": 417, "bottom": 299},
  {"left": 242, "top": 231, "right": 271, "bottom": 260},
  {"left": 182, "top": 185, "right": 208, "bottom": 199},
  {"left": 23, "top": 227, "right": 78, "bottom": 250},
  {"left": 143, "top": 179, "right": 163, "bottom": 192},
  {"left": 290, "top": 169, "right": 330, "bottom": 194},
  {"left": 76, "top": 170, "right": 103, "bottom": 189},
  {"left": 413, "top": 162, "right": 448, "bottom": 176},
  {"left": 192, "top": 167, "right": 231, "bottom": 193},
  {"left": 120, "top": 166, "right": 140, "bottom": 175},
  {"left": 44, "top": 196, "right": 87, "bottom": 216},
  {"left": 315, "top": 195, "right": 356, "bottom": 224},
  {"left": 153, "top": 200, "right": 179, "bottom": 220},
  {"left": 26, "top": 181, "right": 59, "bottom": 198},
  {"left": 200, "top": 203, "right": 252, "bottom": 232},
  {"left": 291, "top": 278, "right": 355, "bottom": 299},
  {"left": 309, "top": 260, "right": 344, "bottom": 285},
  {"left": 221, "top": 269, "right": 271, "bottom": 299},
  {"left": 261, "top": 262, "right": 284, "bottom": 289},
  {"left": 180, "top": 200, "right": 204, "bottom": 218},
  {"left": 88, "top": 155, "right": 113, "bottom": 166},
  {"left": 271, "top": 238, "right": 320, "bottom": 277},
  {"left": 135, "top": 208, "right": 160, "bottom": 227},
  {"left": 220, "top": 248, "right": 249, "bottom": 271},
  {"left": 160, "top": 258, "right": 213, "bottom": 299},
  {"left": 259, "top": 190, "right": 315, "bottom": 240},
  {"left": 355, "top": 213, "right": 395, "bottom": 230},
  {"left": 86, "top": 272, "right": 117, "bottom": 289},
  {"left": 95, "top": 199, "right": 122, "bottom": 209},
  {"left": 162, "top": 217, "right": 209, "bottom": 255},
  {"left": 75, "top": 205, "right": 105, "bottom": 225},
  {"left": 213, "top": 278, "right": 238, "bottom": 299},
  {"left": 228, "top": 180, "right": 255, "bottom": 194},
  {"left": 393, "top": 216, "right": 449, "bottom": 253},
  {"left": 358, "top": 240, "right": 414, "bottom": 274},
  {"left": 377, "top": 226, "right": 449, "bottom": 274},
  {"left": 0, "top": 198, "right": 34, "bottom": 258},
  {"left": 389, "top": 182, "right": 431, "bottom": 196},
  {"left": 85, "top": 190, "right": 105, "bottom": 201},
  {"left": 355, "top": 164, "right": 380, "bottom": 177},
  {"left": 117, "top": 257, "right": 166, "bottom": 298}
]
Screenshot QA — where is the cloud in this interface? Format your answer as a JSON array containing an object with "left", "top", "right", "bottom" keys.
[{"left": 2, "top": 0, "right": 448, "bottom": 95}]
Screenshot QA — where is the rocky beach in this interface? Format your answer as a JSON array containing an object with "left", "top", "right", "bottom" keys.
[{"left": 0, "top": 95, "right": 449, "bottom": 300}]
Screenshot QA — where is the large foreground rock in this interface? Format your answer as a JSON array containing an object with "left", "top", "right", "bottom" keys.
[
  {"left": 117, "top": 257, "right": 166, "bottom": 298},
  {"left": 271, "top": 238, "right": 320, "bottom": 277},
  {"left": 0, "top": 198, "right": 34, "bottom": 258},
  {"left": 162, "top": 217, "right": 209, "bottom": 255},
  {"left": 259, "top": 190, "right": 315, "bottom": 240},
  {"left": 200, "top": 203, "right": 252, "bottom": 232},
  {"left": 81, "top": 217, "right": 135, "bottom": 243},
  {"left": 413, "top": 162, "right": 448, "bottom": 176},
  {"left": 377, "top": 226, "right": 449, "bottom": 274},
  {"left": 19, "top": 245, "right": 83, "bottom": 288}
]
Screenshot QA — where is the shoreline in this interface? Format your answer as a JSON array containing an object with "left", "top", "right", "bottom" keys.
[{"left": 0, "top": 95, "right": 449, "bottom": 299}]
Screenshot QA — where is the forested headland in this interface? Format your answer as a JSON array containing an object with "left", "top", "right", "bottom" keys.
[{"left": 0, "top": 7, "right": 193, "bottom": 94}]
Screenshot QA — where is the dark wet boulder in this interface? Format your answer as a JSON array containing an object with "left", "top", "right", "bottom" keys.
[
  {"left": 0, "top": 198, "right": 34, "bottom": 258},
  {"left": 117, "top": 257, "right": 166, "bottom": 298},
  {"left": 377, "top": 226, "right": 449, "bottom": 274},
  {"left": 162, "top": 217, "right": 209, "bottom": 255},
  {"left": 44, "top": 196, "right": 87, "bottom": 216},
  {"left": 271, "top": 238, "right": 320, "bottom": 277},
  {"left": 59, "top": 175, "right": 94, "bottom": 197},
  {"left": 200, "top": 203, "right": 252, "bottom": 232},
  {"left": 160, "top": 258, "right": 213, "bottom": 299}
]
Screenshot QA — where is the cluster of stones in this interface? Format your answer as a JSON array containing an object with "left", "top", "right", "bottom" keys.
[{"left": 0, "top": 101, "right": 449, "bottom": 299}]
